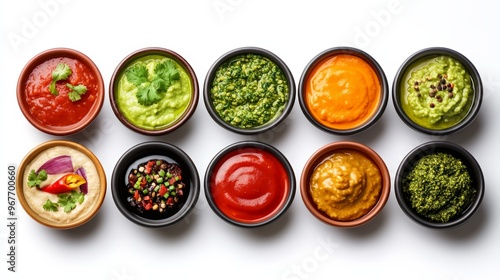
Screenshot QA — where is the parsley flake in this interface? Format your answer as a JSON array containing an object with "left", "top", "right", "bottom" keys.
[
  {"left": 125, "top": 60, "right": 180, "bottom": 106},
  {"left": 49, "top": 63, "right": 72, "bottom": 95},
  {"left": 27, "top": 169, "right": 47, "bottom": 188}
]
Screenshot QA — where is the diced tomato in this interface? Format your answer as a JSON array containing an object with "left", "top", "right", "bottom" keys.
[
  {"left": 145, "top": 161, "right": 154, "bottom": 174},
  {"left": 143, "top": 200, "right": 152, "bottom": 210},
  {"left": 143, "top": 196, "right": 150, "bottom": 201},
  {"left": 140, "top": 178, "right": 147, "bottom": 187},
  {"left": 168, "top": 177, "right": 177, "bottom": 185},
  {"left": 133, "top": 190, "right": 140, "bottom": 201},
  {"left": 166, "top": 197, "right": 174, "bottom": 206},
  {"left": 158, "top": 185, "right": 167, "bottom": 197}
]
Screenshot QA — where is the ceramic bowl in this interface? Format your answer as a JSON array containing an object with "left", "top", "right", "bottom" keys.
[
  {"left": 298, "top": 47, "right": 388, "bottom": 135},
  {"left": 111, "top": 141, "right": 200, "bottom": 228},
  {"left": 16, "top": 140, "right": 107, "bottom": 229},
  {"left": 203, "top": 47, "right": 295, "bottom": 135},
  {"left": 300, "top": 141, "right": 390, "bottom": 227},
  {"left": 17, "top": 48, "right": 105, "bottom": 136},
  {"left": 109, "top": 47, "right": 199, "bottom": 135},
  {"left": 394, "top": 141, "right": 484, "bottom": 229},
  {"left": 392, "top": 47, "right": 482, "bottom": 135},
  {"left": 204, "top": 141, "right": 295, "bottom": 227}
]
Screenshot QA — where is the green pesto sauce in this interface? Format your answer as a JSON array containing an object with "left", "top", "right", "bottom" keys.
[
  {"left": 403, "top": 152, "right": 476, "bottom": 222},
  {"left": 116, "top": 55, "right": 192, "bottom": 130},
  {"left": 401, "top": 55, "right": 474, "bottom": 130},
  {"left": 210, "top": 54, "right": 289, "bottom": 129}
]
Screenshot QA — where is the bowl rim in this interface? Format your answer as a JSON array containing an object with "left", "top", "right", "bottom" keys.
[
  {"left": 109, "top": 47, "right": 199, "bottom": 136},
  {"left": 16, "top": 140, "right": 107, "bottom": 229},
  {"left": 392, "top": 46, "right": 483, "bottom": 135},
  {"left": 300, "top": 141, "right": 391, "bottom": 227},
  {"left": 16, "top": 47, "right": 105, "bottom": 136},
  {"left": 394, "top": 141, "right": 484, "bottom": 229},
  {"left": 298, "top": 46, "right": 389, "bottom": 135},
  {"left": 111, "top": 141, "right": 200, "bottom": 228},
  {"left": 204, "top": 140, "right": 296, "bottom": 227},
  {"left": 203, "top": 46, "right": 296, "bottom": 135}
]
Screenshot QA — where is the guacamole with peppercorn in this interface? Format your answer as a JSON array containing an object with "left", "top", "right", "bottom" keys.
[
  {"left": 210, "top": 54, "right": 289, "bottom": 129},
  {"left": 401, "top": 56, "right": 473, "bottom": 130},
  {"left": 403, "top": 152, "right": 476, "bottom": 223}
]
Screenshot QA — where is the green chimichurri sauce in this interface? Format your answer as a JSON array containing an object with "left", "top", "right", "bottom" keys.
[
  {"left": 403, "top": 152, "right": 476, "bottom": 222},
  {"left": 210, "top": 54, "right": 289, "bottom": 129}
]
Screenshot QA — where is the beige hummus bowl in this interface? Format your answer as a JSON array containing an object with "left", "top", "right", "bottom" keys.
[{"left": 16, "top": 140, "right": 106, "bottom": 229}]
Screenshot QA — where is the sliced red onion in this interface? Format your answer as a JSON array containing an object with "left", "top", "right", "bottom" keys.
[
  {"left": 75, "top": 167, "right": 88, "bottom": 195},
  {"left": 37, "top": 155, "right": 73, "bottom": 174}
]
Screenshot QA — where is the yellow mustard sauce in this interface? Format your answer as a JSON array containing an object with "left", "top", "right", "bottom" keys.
[{"left": 309, "top": 149, "right": 382, "bottom": 221}]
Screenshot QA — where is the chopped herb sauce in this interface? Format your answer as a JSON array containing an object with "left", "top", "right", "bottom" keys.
[
  {"left": 403, "top": 152, "right": 476, "bottom": 222},
  {"left": 210, "top": 54, "right": 289, "bottom": 128}
]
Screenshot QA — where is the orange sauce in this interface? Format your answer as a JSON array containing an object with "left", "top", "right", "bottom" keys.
[{"left": 305, "top": 54, "right": 381, "bottom": 130}]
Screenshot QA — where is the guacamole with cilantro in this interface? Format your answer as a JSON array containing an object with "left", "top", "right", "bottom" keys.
[
  {"left": 116, "top": 55, "right": 192, "bottom": 130},
  {"left": 401, "top": 55, "right": 473, "bottom": 130}
]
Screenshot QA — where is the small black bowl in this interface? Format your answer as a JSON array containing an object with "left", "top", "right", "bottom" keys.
[
  {"left": 298, "top": 47, "right": 388, "bottom": 135},
  {"left": 395, "top": 141, "right": 484, "bottom": 229},
  {"left": 111, "top": 141, "right": 200, "bottom": 228},
  {"left": 203, "top": 47, "right": 295, "bottom": 135},
  {"left": 204, "top": 141, "right": 296, "bottom": 227},
  {"left": 392, "top": 47, "right": 482, "bottom": 135}
]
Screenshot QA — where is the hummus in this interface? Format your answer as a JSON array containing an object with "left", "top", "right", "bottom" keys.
[
  {"left": 401, "top": 55, "right": 473, "bottom": 130},
  {"left": 22, "top": 146, "right": 100, "bottom": 224},
  {"left": 309, "top": 150, "right": 382, "bottom": 221}
]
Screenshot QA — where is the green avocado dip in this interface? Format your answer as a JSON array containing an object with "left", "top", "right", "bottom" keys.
[
  {"left": 401, "top": 55, "right": 473, "bottom": 130},
  {"left": 116, "top": 55, "right": 192, "bottom": 130},
  {"left": 210, "top": 54, "right": 289, "bottom": 129},
  {"left": 403, "top": 152, "right": 476, "bottom": 223}
]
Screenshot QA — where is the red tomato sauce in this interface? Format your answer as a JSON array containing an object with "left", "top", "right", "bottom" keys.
[
  {"left": 210, "top": 148, "right": 290, "bottom": 223},
  {"left": 24, "top": 57, "right": 99, "bottom": 127}
]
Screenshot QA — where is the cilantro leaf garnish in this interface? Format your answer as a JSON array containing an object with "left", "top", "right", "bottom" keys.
[
  {"left": 57, "top": 191, "right": 85, "bottom": 213},
  {"left": 66, "top": 83, "right": 88, "bottom": 102},
  {"left": 49, "top": 63, "right": 72, "bottom": 95},
  {"left": 27, "top": 169, "right": 47, "bottom": 188},
  {"left": 43, "top": 199, "right": 59, "bottom": 212},
  {"left": 125, "top": 60, "right": 180, "bottom": 106}
]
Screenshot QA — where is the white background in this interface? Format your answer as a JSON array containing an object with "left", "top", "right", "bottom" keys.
[{"left": 1, "top": 0, "right": 499, "bottom": 279}]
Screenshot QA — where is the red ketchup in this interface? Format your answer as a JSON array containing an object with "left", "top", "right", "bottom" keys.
[{"left": 210, "top": 147, "right": 290, "bottom": 224}]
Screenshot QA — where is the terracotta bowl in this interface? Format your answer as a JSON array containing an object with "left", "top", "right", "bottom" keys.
[
  {"left": 17, "top": 48, "right": 105, "bottom": 136},
  {"left": 394, "top": 141, "right": 484, "bottom": 229},
  {"left": 109, "top": 47, "right": 199, "bottom": 136},
  {"left": 203, "top": 47, "right": 296, "bottom": 135},
  {"left": 204, "top": 141, "right": 296, "bottom": 227},
  {"left": 16, "top": 140, "right": 107, "bottom": 229},
  {"left": 298, "top": 47, "right": 388, "bottom": 135},
  {"left": 111, "top": 141, "right": 200, "bottom": 228},
  {"left": 300, "top": 141, "right": 390, "bottom": 227},
  {"left": 392, "top": 47, "right": 482, "bottom": 135}
]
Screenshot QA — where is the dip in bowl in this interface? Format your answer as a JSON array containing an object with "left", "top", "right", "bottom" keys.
[
  {"left": 204, "top": 141, "right": 295, "bottom": 227},
  {"left": 204, "top": 47, "right": 296, "bottom": 135},
  {"left": 298, "top": 47, "right": 388, "bottom": 135},
  {"left": 395, "top": 141, "right": 484, "bottom": 229},
  {"left": 17, "top": 140, "right": 107, "bottom": 229},
  {"left": 111, "top": 141, "right": 200, "bottom": 228},
  {"left": 393, "top": 47, "right": 483, "bottom": 135},
  {"left": 17, "top": 48, "right": 105, "bottom": 136},
  {"left": 110, "top": 48, "right": 199, "bottom": 135},
  {"left": 300, "top": 141, "right": 390, "bottom": 227}
]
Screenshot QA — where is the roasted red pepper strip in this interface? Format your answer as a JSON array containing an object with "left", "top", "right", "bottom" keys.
[{"left": 40, "top": 173, "right": 86, "bottom": 194}]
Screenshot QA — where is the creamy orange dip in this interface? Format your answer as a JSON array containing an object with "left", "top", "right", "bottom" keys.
[{"left": 309, "top": 149, "right": 382, "bottom": 221}]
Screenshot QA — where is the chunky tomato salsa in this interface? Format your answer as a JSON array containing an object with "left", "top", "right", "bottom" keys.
[{"left": 24, "top": 57, "right": 99, "bottom": 127}]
